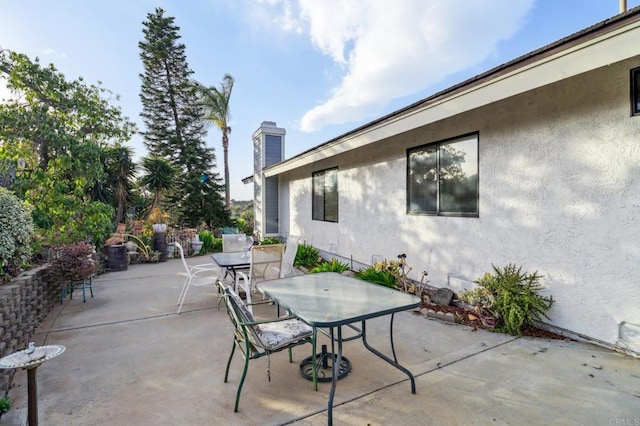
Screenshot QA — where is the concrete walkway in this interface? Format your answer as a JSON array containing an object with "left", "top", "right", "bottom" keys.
[{"left": 2, "top": 258, "right": 639, "bottom": 425}]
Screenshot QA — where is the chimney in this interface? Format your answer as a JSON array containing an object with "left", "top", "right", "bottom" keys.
[{"left": 620, "top": 0, "right": 627, "bottom": 13}]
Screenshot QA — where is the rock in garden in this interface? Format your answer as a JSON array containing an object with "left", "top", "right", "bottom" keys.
[{"left": 431, "top": 288, "right": 454, "bottom": 306}]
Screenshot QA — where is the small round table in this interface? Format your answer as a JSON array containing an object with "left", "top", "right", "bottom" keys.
[{"left": 0, "top": 345, "right": 65, "bottom": 426}]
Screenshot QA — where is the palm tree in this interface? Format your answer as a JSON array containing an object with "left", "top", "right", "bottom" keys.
[
  {"left": 107, "top": 145, "right": 137, "bottom": 225},
  {"left": 196, "top": 74, "right": 234, "bottom": 208},
  {"left": 139, "top": 156, "right": 175, "bottom": 211},
  {"left": 90, "top": 144, "right": 136, "bottom": 226}
]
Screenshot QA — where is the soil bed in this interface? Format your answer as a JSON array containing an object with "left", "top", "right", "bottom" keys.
[{"left": 423, "top": 302, "right": 569, "bottom": 340}]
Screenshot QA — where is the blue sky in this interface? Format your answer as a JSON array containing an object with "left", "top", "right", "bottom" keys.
[{"left": 1, "top": 0, "right": 638, "bottom": 200}]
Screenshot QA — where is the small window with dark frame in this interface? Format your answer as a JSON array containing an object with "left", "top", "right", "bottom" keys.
[
  {"left": 407, "top": 132, "right": 479, "bottom": 216},
  {"left": 312, "top": 168, "right": 338, "bottom": 222},
  {"left": 632, "top": 67, "right": 640, "bottom": 116}
]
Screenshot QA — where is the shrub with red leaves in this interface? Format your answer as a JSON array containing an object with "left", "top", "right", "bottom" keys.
[{"left": 53, "top": 242, "right": 98, "bottom": 281}]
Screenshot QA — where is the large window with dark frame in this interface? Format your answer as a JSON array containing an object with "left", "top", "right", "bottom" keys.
[
  {"left": 312, "top": 168, "right": 338, "bottom": 222},
  {"left": 632, "top": 67, "right": 640, "bottom": 116},
  {"left": 407, "top": 132, "right": 479, "bottom": 216}
]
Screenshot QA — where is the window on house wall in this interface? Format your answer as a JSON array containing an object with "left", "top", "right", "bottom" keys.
[
  {"left": 407, "top": 132, "right": 479, "bottom": 216},
  {"left": 312, "top": 168, "right": 338, "bottom": 222},
  {"left": 632, "top": 67, "right": 640, "bottom": 116}
]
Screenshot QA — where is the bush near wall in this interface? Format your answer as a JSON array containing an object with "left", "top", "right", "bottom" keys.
[{"left": 0, "top": 265, "right": 63, "bottom": 395}]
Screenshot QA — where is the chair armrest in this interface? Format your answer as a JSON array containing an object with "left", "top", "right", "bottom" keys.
[
  {"left": 191, "top": 267, "right": 221, "bottom": 278},
  {"left": 239, "top": 314, "right": 300, "bottom": 327},
  {"left": 190, "top": 263, "right": 219, "bottom": 272}
]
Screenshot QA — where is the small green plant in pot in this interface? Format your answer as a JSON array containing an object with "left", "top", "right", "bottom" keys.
[{"left": 198, "top": 231, "right": 215, "bottom": 253}]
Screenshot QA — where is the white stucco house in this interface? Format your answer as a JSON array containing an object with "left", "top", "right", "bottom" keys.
[{"left": 245, "top": 8, "right": 640, "bottom": 354}]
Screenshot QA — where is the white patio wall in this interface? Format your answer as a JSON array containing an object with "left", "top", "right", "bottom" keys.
[{"left": 276, "top": 57, "right": 640, "bottom": 347}]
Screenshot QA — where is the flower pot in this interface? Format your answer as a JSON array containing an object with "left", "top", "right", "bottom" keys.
[
  {"left": 192, "top": 241, "right": 204, "bottom": 255},
  {"left": 152, "top": 223, "right": 167, "bottom": 233},
  {"left": 167, "top": 242, "right": 176, "bottom": 259}
]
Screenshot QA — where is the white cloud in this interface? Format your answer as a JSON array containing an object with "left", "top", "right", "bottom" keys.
[
  {"left": 265, "top": 0, "right": 535, "bottom": 132},
  {"left": 41, "top": 48, "right": 66, "bottom": 58}
]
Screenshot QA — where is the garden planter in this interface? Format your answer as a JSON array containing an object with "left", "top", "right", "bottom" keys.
[
  {"left": 107, "top": 245, "right": 128, "bottom": 271},
  {"left": 152, "top": 232, "right": 167, "bottom": 262},
  {"left": 191, "top": 241, "right": 203, "bottom": 255},
  {"left": 166, "top": 242, "right": 176, "bottom": 259}
]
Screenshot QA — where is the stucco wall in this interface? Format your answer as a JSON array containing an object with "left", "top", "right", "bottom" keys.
[{"left": 278, "top": 57, "right": 640, "bottom": 346}]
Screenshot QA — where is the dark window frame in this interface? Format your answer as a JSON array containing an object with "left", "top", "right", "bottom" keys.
[
  {"left": 632, "top": 67, "right": 640, "bottom": 116},
  {"left": 312, "top": 167, "right": 339, "bottom": 223},
  {"left": 406, "top": 132, "right": 479, "bottom": 217}
]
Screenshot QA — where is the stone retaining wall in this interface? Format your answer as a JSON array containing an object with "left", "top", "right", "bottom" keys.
[{"left": 0, "top": 265, "right": 62, "bottom": 395}]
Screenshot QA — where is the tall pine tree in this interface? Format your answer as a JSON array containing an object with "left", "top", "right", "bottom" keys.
[{"left": 138, "top": 8, "right": 228, "bottom": 228}]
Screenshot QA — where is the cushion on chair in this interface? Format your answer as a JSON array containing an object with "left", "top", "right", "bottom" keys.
[
  {"left": 226, "top": 286, "right": 312, "bottom": 351},
  {"left": 258, "top": 319, "right": 313, "bottom": 351}
]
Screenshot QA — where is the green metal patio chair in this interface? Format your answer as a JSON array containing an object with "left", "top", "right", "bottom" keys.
[{"left": 219, "top": 282, "right": 316, "bottom": 412}]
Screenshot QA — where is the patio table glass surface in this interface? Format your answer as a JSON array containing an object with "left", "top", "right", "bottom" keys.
[
  {"left": 257, "top": 272, "right": 421, "bottom": 326},
  {"left": 257, "top": 272, "right": 421, "bottom": 425},
  {"left": 210, "top": 251, "right": 251, "bottom": 269}
]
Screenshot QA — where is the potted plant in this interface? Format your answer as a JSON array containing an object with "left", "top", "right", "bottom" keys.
[
  {"left": 191, "top": 234, "right": 203, "bottom": 255},
  {"left": 53, "top": 242, "right": 99, "bottom": 281},
  {"left": 148, "top": 207, "right": 169, "bottom": 262}
]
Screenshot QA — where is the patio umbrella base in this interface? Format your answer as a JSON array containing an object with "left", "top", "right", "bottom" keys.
[{"left": 299, "top": 344, "right": 351, "bottom": 382}]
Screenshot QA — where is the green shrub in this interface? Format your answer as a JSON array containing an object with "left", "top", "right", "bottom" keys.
[
  {"left": 354, "top": 265, "right": 397, "bottom": 288},
  {"left": 199, "top": 231, "right": 214, "bottom": 253},
  {"left": 310, "top": 258, "right": 350, "bottom": 274},
  {"left": 462, "top": 263, "right": 554, "bottom": 336},
  {"left": 212, "top": 237, "right": 222, "bottom": 252},
  {"left": 0, "top": 394, "right": 11, "bottom": 413},
  {"left": 294, "top": 243, "right": 320, "bottom": 268},
  {"left": 0, "top": 188, "right": 34, "bottom": 281},
  {"left": 260, "top": 237, "right": 281, "bottom": 245}
]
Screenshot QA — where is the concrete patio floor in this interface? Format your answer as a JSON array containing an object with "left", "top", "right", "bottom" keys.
[{"left": 2, "top": 258, "right": 638, "bottom": 425}]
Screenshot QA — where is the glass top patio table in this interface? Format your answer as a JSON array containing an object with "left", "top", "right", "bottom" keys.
[
  {"left": 257, "top": 272, "right": 420, "bottom": 327},
  {"left": 210, "top": 251, "right": 251, "bottom": 269},
  {"left": 257, "top": 272, "right": 420, "bottom": 425}
]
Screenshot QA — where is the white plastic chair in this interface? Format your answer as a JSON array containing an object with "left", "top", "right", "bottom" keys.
[
  {"left": 222, "top": 234, "right": 247, "bottom": 253},
  {"left": 235, "top": 244, "right": 284, "bottom": 304},
  {"left": 176, "top": 241, "right": 222, "bottom": 314},
  {"left": 280, "top": 235, "right": 301, "bottom": 278}
]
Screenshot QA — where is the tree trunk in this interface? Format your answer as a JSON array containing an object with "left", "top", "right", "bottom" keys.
[{"left": 223, "top": 132, "right": 230, "bottom": 208}]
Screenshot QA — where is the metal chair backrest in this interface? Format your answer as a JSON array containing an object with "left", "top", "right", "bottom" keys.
[
  {"left": 175, "top": 242, "right": 191, "bottom": 277},
  {"left": 281, "top": 235, "right": 300, "bottom": 278},
  {"left": 222, "top": 234, "right": 246, "bottom": 253},
  {"left": 249, "top": 244, "right": 284, "bottom": 288},
  {"left": 220, "top": 283, "right": 264, "bottom": 356}
]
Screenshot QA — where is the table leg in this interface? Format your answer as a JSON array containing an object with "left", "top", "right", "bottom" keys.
[
  {"left": 327, "top": 326, "right": 343, "bottom": 426},
  {"left": 361, "top": 316, "right": 416, "bottom": 394},
  {"left": 26, "top": 366, "right": 38, "bottom": 426}
]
